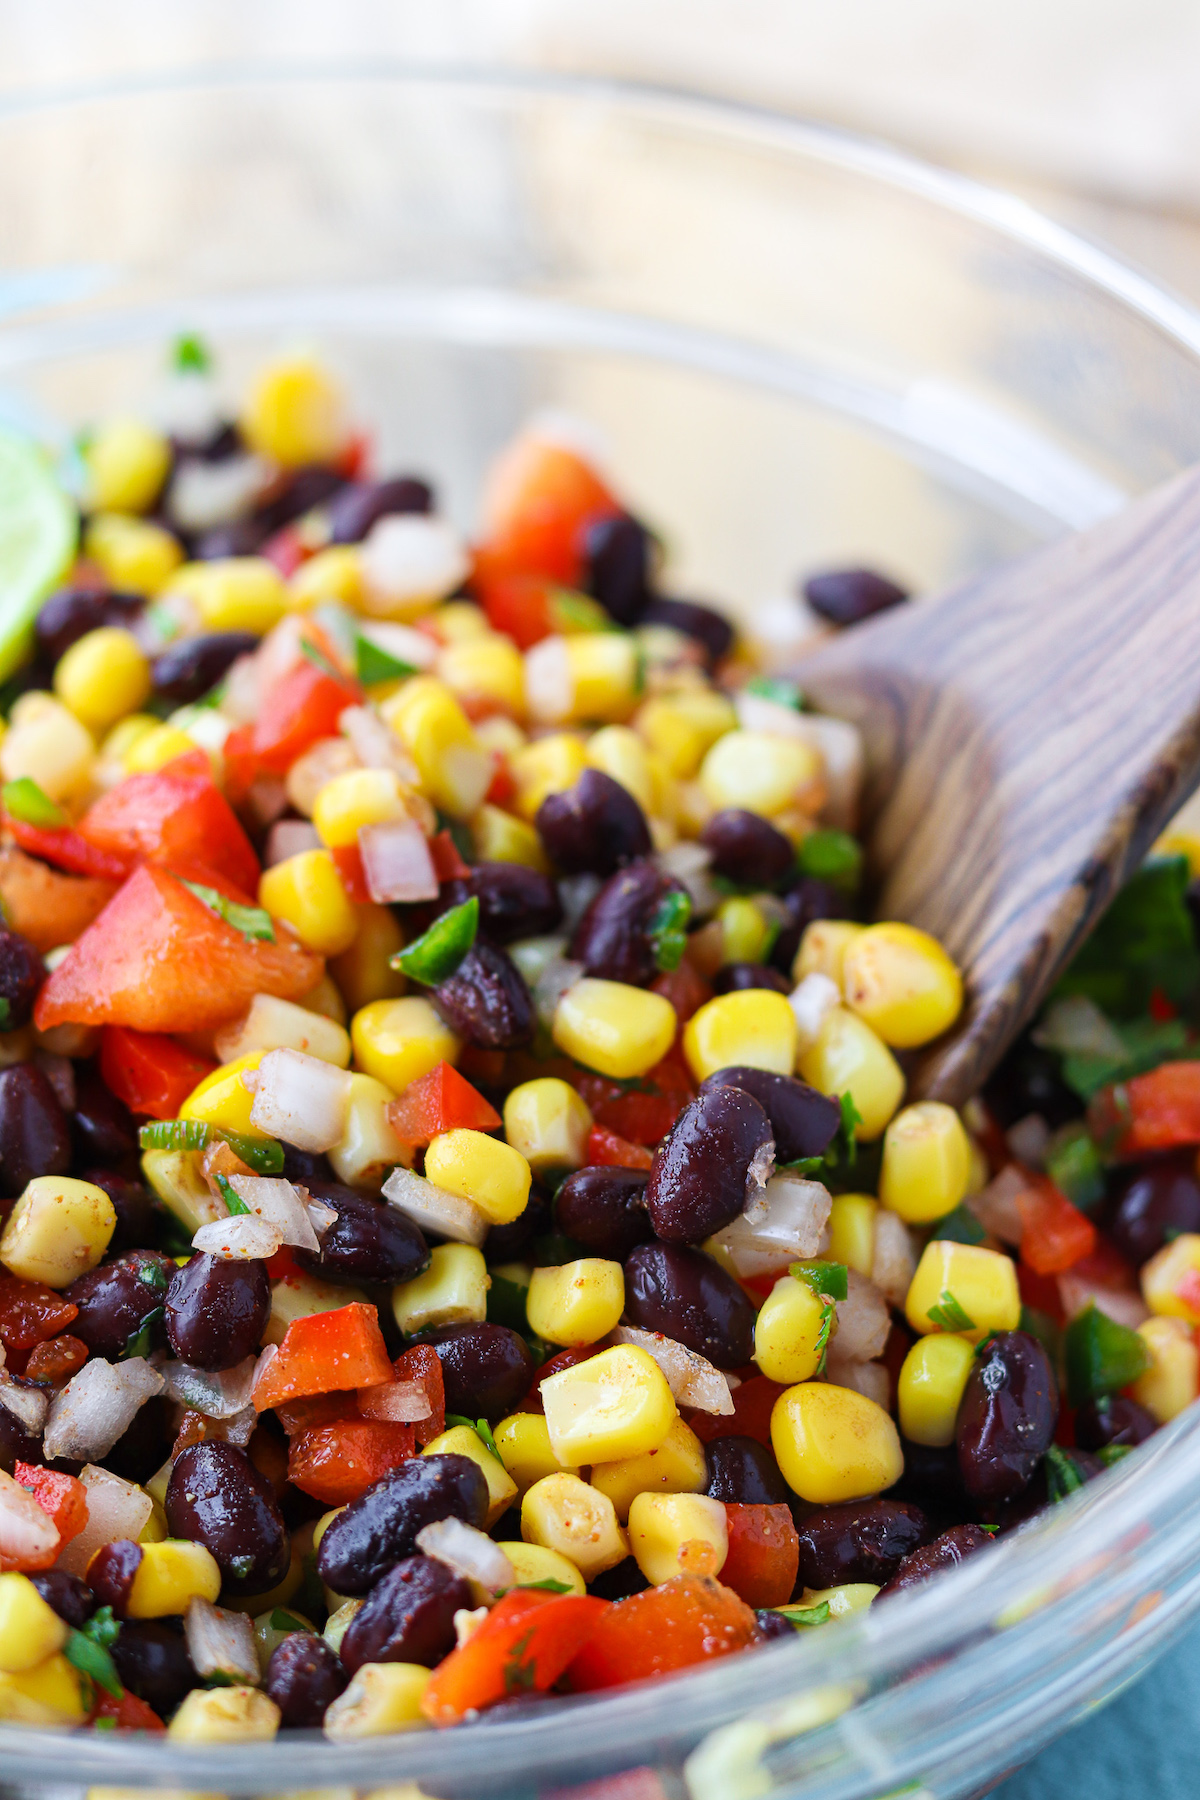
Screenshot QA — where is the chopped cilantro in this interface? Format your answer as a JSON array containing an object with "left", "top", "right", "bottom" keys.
[
  {"left": 788, "top": 1261, "right": 848, "bottom": 1376},
  {"left": 1044, "top": 1444, "right": 1087, "bottom": 1504},
  {"left": 123, "top": 1307, "right": 163, "bottom": 1360},
  {"left": 356, "top": 634, "right": 418, "bottom": 686},
  {"left": 796, "top": 829, "right": 862, "bottom": 893},
  {"left": 927, "top": 1290, "right": 975, "bottom": 1333},
  {"left": 776, "top": 1600, "right": 831, "bottom": 1629},
  {"left": 445, "top": 1414, "right": 500, "bottom": 1459},
  {"left": 270, "top": 1608, "right": 307, "bottom": 1633},
  {"left": 137, "top": 1119, "right": 284, "bottom": 1173},
  {"left": 298, "top": 635, "right": 346, "bottom": 683},
  {"left": 180, "top": 879, "right": 275, "bottom": 944},
  {"left": 932, "top": 1204, "right": 986, "bottom": 1246},
  {"left": 65, "top": 1612, "right": 122, "bottom": 1698},
  {"left": 215, "top": 1173, "right": 251, "bottom": 1217},
  {"left": 0, "top": 997, "right": 12, "bottom": 1031}
]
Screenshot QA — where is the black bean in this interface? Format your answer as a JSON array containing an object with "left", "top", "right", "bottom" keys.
[
  {"left": 701, "top": 811, "right": 795, "bottom": 888},
  {"left": 431, "top": 941, "right": 533, "bottom": 1050},
  {"left": 769, "top": 876, "right": 847, "bottom": 974},
  {"left": 165, "top": 1254, "right": 271, "bottom": 1370},
  {"left": 266, "top": 1631, "right": 349, "bottom": 1728},
  {"left": 712, "top": 964, "right": 792, "bottom": 996},
  {"left": 569, "top": 862, "right": 682, "bottom": 987},
  {"left": 887, "top": 1439, "right": 973, "bottom": 1534},
  {"left": 71, "top": 1066, "right": 139, "bottom": 1169},
  {"left": 413, "top": 1322, "right": 535, "bottom": 1423},
  {"left": 64, "top": 1249, "right": 174, "bottom": 1359},
  {"left": 170, "top": 420, "right": 241, "bottom": 462},
  {"left": 35, "top": 587, "right": 145, "bottom": 666},
  {"left": 1108, "top": 1153, "right": 1200, "bottom": 1266},
  {"left": 0, "top": 1063, "right": 71, "bottom": 1197},
  {"left": 624, "top": 1242, "right": 755, "bottom": 1369},
  {"left": 485, "top": 1186, "right": 552, "bottom": 1264},
  {"left": 0, "top": 928, "right": 44, "bottom": 1032},
  {"left": 587, "top": 1557, "right": 650, "bottom": 1600},
  {"left": 697, "top": 1066, "right": 841, "bottom": 1166},
  {"left": 1074, "top": 1394, "right": 1157, "bottom": 1452},
  {"left": 878, "top": 1523, "right": 993, "bottom": 1596},
  {"left": 317, "top": 1454, "right": 489, "bottom": 1596},
  {"left": 442, "top": 862, "right": 562, "bottom": 945},
  {"left": 104, "top": 1394, "right": 174, "bottom": 1485},
  {"left": 150, "top": 631, "right": 260, "bottom": 705},
  {"left": 792, "top": 1500, "right": 929, "bottom": 1591},
  {"left": 982, "top": 1035, "right": 1079, "bottom": 1132},
  {"left": 582, "top": 515, "right": 653, "bottom": 627},
  {"left": 195, "top": 519, "right": 269, "bottom": 560},
  {"left": 956, "top": 1331, "right": 1058, "bottom": 1504},
  {"left": 802, "top": 568, "right": 909, "bottom": 627},
  {"left": 77, "top": 1169, "right": 156, "bottom": 1255},
  {"left": 339, "top": 1553, "right": 471, "bottom": 1674},
  {"left": 755, "top": 1608, "right": 795, "bottom": 1642},
  {"left": 111, "top": 1619, "right": 197, "bottom": 1716},
  {"left": 280, "top": 1145, "right": 337, "bottom": 1188},
  {"left": 29, "top": 1571, "right": 94, "bottom": 1628},
  {"left": 704, "top": 1436, "right": 790, "bottom": 1505},
  {"left": 87, "top": 1540, "right": 143, "bottom": 1617},
  {"left": 166, "top": 1441, "right": 290, "bottom": 1595},
  {"left": 645, "top": 1087, "right": 774, "bottom": 1243},
  {"left": 535, "top": 769, "right": 652, "bottom": 877},
  {"left": 555, "top": 1167, "right": 652, "bottom": 1261},
  {"left": 640, "top": 597, "right": 733, "bottom": 666},
  {"left": 253, "top": 465, "right": 346, "bottom": 534},
  {"left": 328, "top": 476, "right": 434, "bottom": 543},
  {"left": 0, "top": 1397, "right": 47, "bottom": 1473},
  {"left": 294, "top": 1184, "right": 429, "bottom": 1288}
]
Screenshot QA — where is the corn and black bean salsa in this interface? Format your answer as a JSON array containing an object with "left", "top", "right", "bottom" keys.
[{"left": 0, "top": 342, "right": 1194, "bottom": 1740}]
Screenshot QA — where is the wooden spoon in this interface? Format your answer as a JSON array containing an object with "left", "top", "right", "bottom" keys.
[{"left": 791, "top": 464, "right": 1200, "bottom": 1108}]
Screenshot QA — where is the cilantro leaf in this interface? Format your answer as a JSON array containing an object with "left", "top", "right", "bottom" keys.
[
  {"left": 392, "top": 897, "right": 479, "bottom": 986},
  {"left": 1044, "top": 1444, "right": 1087, "bottom": 1504},
  {"left": 123, "top": 1307, "right": 163, "bottom": 1360},
  {"left": 1053, "top": 855, "right": 1199, "bottom": 1019},
  {"left": 647, "top": 888, "right": 692, "bottom": 973},
  {"left": 788, "top": 1261, "right": 848, "bottom": 1376},
  {"left": 180, "top": 879, "right": 275, "bottom": 944},
  {"left": 931, "top": 1204, "right": 986, "bottom": 1246},
  {"left": 3, "top": 776, "right": 66, "bottom": 828},
  {"left": 356, "top": 635, "right": 418, "bottom": 686},
  {"left": 0, "top": 997, "right": 12, "bottom": 1030},
  {"left": 927, "top": 1290, "right": 975, "bottom": 1332},
  {"left": 775, "top": 1600, "right": 831, "bottom": 1629},
  {"left": 445, "top": 1414, "right": 500, "bottom": 1460},
  {"left": 513, "top": 1577, "right": 572, "bottom": 1594},
  {"left": 270, "top": 1608, "right": 308, "bottom": 1632},
  {"left": 65, "top": 1624, "right": 122, "bottom": 1699}
]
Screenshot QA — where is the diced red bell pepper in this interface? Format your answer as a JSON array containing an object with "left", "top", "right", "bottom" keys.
[
  {"left": 4, "top": 816, "right": 131, "bottom": 882},
  {"left": 100, "top": 1024, "right": 217, "bottom": 1120},
  {"left": 651, "top": 963, "right": 714, "bottom": 1026},
  {"left": 1068, "top": 1239, "right": 1138, "bottom": 1293},
  {"left": 275, "top": 1391, "right": 357, "bottom": 1436},
  {"left": 475, "top": 437, "right": 621, "bottom": 592},
  {"left": 22, "top": 1334, "right": 88, "bottom": 1384},
  {"left": 595, "top": 1053, "right": 694, "bottom": 1148},
  {"left": 687, "top": 1376, "right": 784, "bottom": 1448},
  {"left": 388, "top": 1342, "right": 446, "bottom": 1446},
  {"left": 330, "top": 842, "right": 370, "bottom": 903},
  {"left": 260, "top": 523, "right": 308, "bottom": 577},
  {"left": 265, "top": 1245, "right": 303, "bottom": 1283},
  {"left": 585, "top": 1125, "right": 654, "bottom": 1171},
  {"left": 78, "top": 754, "right": 261, "bottom": 896},
  {"left": 428, "top": 829, "right": 471, "bottom": 883},
  {"left": 1017, "top": 1260, "right": 1065, "bottom": 1321},
  {"left": 422, "top": 1588, "right": 609, "bottom": 1725},
  {"left": 718, "top": 1504, "right": 799, "bottom": 1609},
  {"left": 483, "top": 760, "right": 517, "bottom": 810},
  {"left": 1090, "top": 1062, "right": 1200, "bottom": 1155},
  {"left": 13, "top": 1463, "right": 88, "bottom": 1547},
  {"left": 472, "top": 572, "right": 558, "bottom": 650},
  {"left": 0, "top": 1276, "right": 79, "bottom": 1352},
  {"left": 386, "top": 1061, "right": 502, "bottom": 1147},
  {"left": 1015, "top": 1174, "right": 1096, "bottom": 1275},
  {"left": 0, "top": 846, "right": 118, "bottom": 953},
  {"left": 251, "top": 656, "right": 361, "bottom": 777},
  {"left": 90, "top": 1687, "right": 166, "bottom": 1732},
  {"left": 567, "top": 1574, "right": 759, "bottom": 1692},
  {"left": 288, "top": 1419, "right": 416, "bottom": 1505},
  {"left": 34, "top": 863, "right": 323, "bottom": 1034},
  {"left": 253, "top": 1302, "right": 395, "bottom": 1411}
]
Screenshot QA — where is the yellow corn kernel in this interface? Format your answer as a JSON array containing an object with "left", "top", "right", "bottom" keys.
[
  {"left": 904, "top": 1240, "right": 1021, "bottom": 1341},
  {"left": 796, "top": 1583, "right": 879, "bottom": 1619},
  {"left": 897, "top": 1333, "right": 976, "bottom": 1447},
  {"left": 753, "top": 1274, "right": 830, "bottom": 1385},
  {"left": 797, "top": 1007, "right": 904, "bottom": 1140},
  {"left": 498, "top": 1539, "right": 585, "bottom": 1596},
  {"left": 494, "top": 1412, "right": 579, "bottom": 1494},
  {"left": 636, "top": 690, "right": 737, "bottom": 779},
  {"left": 841, "top": 923, "right": 963, "bottom": 1049},
  {"left": 683, "top": 989, "right": 798, "bottom": 1082},
  {"left": 0, "top": 1652, "right": 88, "bottom": 1724},
  {"left": 99, "top": 711, "right": 159, "bottom": 772},
  {"left": 627, "top": 1491, "right": 728, "bottom": 1586},
  {"left": 475, "top": 712, "right": 527, "bottom": 755},
  {"left": 553, "top": 978, "right": 677, "bottom": 1081},
  {"left": 527, "top": 1259, "right": 624, "bottom": 1347},
  {"left": 0, "top": 1574, "right": 68, "bottom": 1672},
  {"left": 139, "top": 1500, "right": 168, "bottom": 1544},
  {"left": 256, "top": 850, "right": 356, "bottom": 957},
  {"left": 313, "top": 768, "right": 408, "bottom": 849},
  {"left": 53, "top": 627, "right": 151, "bottom": 734},
  {"left": 324, "top": 1661, "right": 430, "bottom": 1740},
  {"left": 180, "top": 1051, "right": 266, "bottom": 1138},
  {"left": 0, "top": 700, "right": 94, "bottom": 803},
  {"left": 165, "top": 558, "right": 289, "bottom": 635},
  {"left": 351, "top": 995, "right": 460, "bottom": 1092},
  {"left": 0, "top": 1175, "right": 116, "bottom": 1288},
  {"left": 422, "top": 1425, "right": 516, "bottom": 1527},
  {"left": 470, "top": 803, "right": 548, "bottom": 871},
  {"left": 1141, "top": 1233, "right": 1200, "bottom": 1322},
  {"left": 590, "top": 1416, "right": 708, "bottom": 1523},
  {"left": 771, "top": 1382, "right": 903, "bottom": 1504},
  {"left": 169, "top": 1683, "right": 280, "bottom": 1743},
  {"left": 433, "top": 600, "right": 491, "bottom": 643},
  {"left": 127, "top": 1539, "right": 222, "bottom": 1618},
  {"left": 141, "top": 1147, "right": 222, "bottom": 1235},
  {"left": 265, "top": 1269, "right": 368, "bottom": 1347},
  {"left": 323, "top": 1598, "right": 363, "bottom": 1655},
  {"left": 214, "top": 993, "right": 351, "bottom": 1068},
  {"left": 585, "top": 724, "right": 655, "bottom": 814},
  {"left": 794, "top": 920, "right": 866, "bottom": 987},
  {"left": 879, "top": 1102, "right": 971, "bottom": 1224},
  {"left": 510, "top": 732, "right": 588, "bottom": 819},
  {"left": 438, "top": 635, "right": 526, "bottom": 717},
  {"left": 1130, "top": 1316, "right": 1200, "bottom": 1423},
  {"left": 392, "top": 1243, "right": 489, "bottom": 1334},
  {"left": 700, "top": 730, "right": 822, "bottom": 818},
  {"left": 827, "top": 1194, "right": 878, "bottom": 1278},
  {"left": 527, "top": 634, "right": 641, "bottom": 727},
  {"left": 84, "top": 416, "right": 171, "bottom": 514},
  {"left": 289, "top": 545, "right": 365, "bottom": 612},
  {"left": 291, "top": 972, "right": 347, "bottom": 1027},
  {"left": 503, "top": 1078, "right": 592, "bottom": 1174},
  {"left": 717, "top": 896, "right": 773, "bottom": 966},
  {"left": 541, "top": 1343, "right": 676, "bottom": 1465},
  {"left": 240, "top": 353, "right": 347, "bottom": 467},
  {"left": 328, "top": 1072, "right": 413, "bottom": 1190},
  {"left": 123, "top": 722, "right": 200, "bottom": 775},
  {"left": 381, "top": 678, "right": 492, "bottom": 819},
  {"left": 85, "top": 512, "right": 183, "bottom": 594},
  {"left": 329, "top": 903, "right": 407, "bottom": 1012},
  {"left": 521, "top": 1472, "right": 629, "bottom": 1580},
  {"left": 423, "top": 1129, "right": 531, "bottom": 1226}
]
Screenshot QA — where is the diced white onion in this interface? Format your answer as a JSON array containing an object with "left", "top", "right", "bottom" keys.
[
  {"left": 1006, "top": 1114, "right": 1051, "bottom": 1168},
  {"left": 358, "top": 1379, "right": 433, "bottom": 1423},
  {"left": 161, "top": 1357, "right": 259, "bottom": 1419},
  {"left": 184, "top": 1596, "right": 261, "bottom": 1684},
  {"left": 215, "top": 993, "right": 351, "bottom": 1068},
  {"left": 339, "top": 704, "right": 422, "bottom": 786},
  {"left": 264, "top": 818, "right": 320, "bottom": 867},
  {"left": 221, "top": 1406, "right": 258, "bottom": 1447},
  {"left": 247, "top": 1049, "right": 353, "bottom": 1154},
  {"left": 746, "top": 1137, "right": 776, "bottom": 1197},
  {"left": 284, "top": 734, "right": 360, "bottom": 814},
  {"left": 307, "top": 1199, "right": 339, "bottom": 1237},
  {"left": 871, "top": 1209, "right": 917, "bottom": 1310},
  {"left": 55, "top": 1465, "right": 153, "bottom": 1576},
  {"left": 218, "top": 653, "right": 261, "bottom": 725},
  {"left": 1058, "top": 1274, "right": 1148, "bottom": 1330},
  {"left": 168, "top": 454, "right": 271, "bottom": 532},
  {"left": 613, "top": 1326, "right": 735, "bottom": 1416},
  {"left": 416, "top": 1518, "right": 515, "bottom": 1597},
  {"left": 43, "top": 1358, "right": 164, "bottom": 1463},
  {"left": 710, "top": 1174, "right": 832, "bottom": 1277},
  {"left": 507, "top": 935, "right": 569, "bottom": 990},
  {"left": 382, "top": 1166, "right": 488, "bottom": 1247},
  {"left": 833, "top": 1270, "right": 891, "bottom": 1363},
  {"left": 0, "top": 1469, "right": 60, "bottom": 1569},
  {"left": 358, "top": 817, "right": 440, "bottom": 904},
  {"left": 1033, "top": 995, "right": 1127, "bottom": 1061},
  {"left": 360, "top": 515, "right": 470, "bottom": 615},
  {"left": 355, "top": 620, "right": 438, "bottom": 672},
  {"left": 250, "top": 1343, "right": 279, "bottom": 1404},
  {"left": 556, "top": 875, "right": 602, "bottom": 934},
  {"left": 228, "top": 1175, "right": 316, "bottom": 1252},
  {"left": 534, "top": 960, "right": 585, "bottom": 1032},
  {"left": 652, "top": 842, "right": 721, "bottom": 920},
  {"left": 524, "top": 637, "right": 573, "bottom": 725},
  {"left": 968, "top": 1165, "right": 1027, "bottom": 1244},
  {"left": 789, "top": 973, "right": 840, "bottom": 1048},
  {"left": 149, "top": 368, "right": 223, "bottom": 442},
  {"left": 825, "top": 1354, "right": 889, "bottom": 1408},
  {"left": 192, "top": 1215, "right": 286, "bottom": 1261},
  {"left": 0, "top": 1372, "right": 48, "bottom": 1435}
]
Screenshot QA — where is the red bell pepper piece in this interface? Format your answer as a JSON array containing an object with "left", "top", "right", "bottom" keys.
[
  {"left": 34, "top": 864, "right": 323, "bottom": 1034},
  {"left": 0, "top": 1276, "right": 78, "bottom": 1352},
  {"left": 567, "top": 1574, "right": 759, "bottom": 1692},
  {"left": 22, "top": 1334, "right": 88, "bottom": 1384},
  {"left": 4, "top": 816, "right": 131, "bottom": 882},
  {"left": 718, "top": 1503, "right": 800, "bottom": 1609},
  {"left": 585, "top": 1124, "right": 654, "bottom": 1171},
  {"left": 253, "top": 1303, "right": 395, "bottom": 1411},
  {"left": 90, "top": 1687, "right": 166, "bottom": 1732},
  {"left": 472, "top": 572, "right": 557, "bottom": 649},
  {"left": 687, "top": 1376, "right": 785, "bottom": 1448},
  {"left": 651, "top": 962, "right": 714, "bottom": 1026},
  {"left": 474, "top": 437, "right": 620, "bottom": 592},
  {"left": 483, "top": 760, "right": 517, "bottom": 811},
  {"left": 251, "top": 656, "right": 361, "bottom": 776},
  {"left": 1015, "top": 1174, "right": 1096, "bottom": 1275},
  {"left": 14, "top": 1463, "right": 88, "bottom": 1548},
  {"left": 0, "top": 847, "right": 118, "bottom": 954},
  {"left": 1090, "top": 1061, "right": 1200, "bottom": 1155},
  {"left": 288, "top": 1419, "right": 416, "bottom": 1505},
  {"left": 595, "top": 1053, "right": 693, "bottom": 1148},
  {"left": 330, "top": 842, "right": 370, "bottom": 903},
  {"left": 428, "top": 829, "right": 471, "bottom": 883},
  {"left": 1018, "top": 1259, "right": 1066, "bottom": 1323},
  {"left": 386, "top": 1061, "right": 502, "bottom": 1147},
  {"left": 100, "top": 1025, "right": 217, "bottom": 1120},
  {"left": 78, "top": 754, "right": 261, "bottom": 896},
  {"left": 422, "top": 1588, "right": 608, "bottom": 1725}
]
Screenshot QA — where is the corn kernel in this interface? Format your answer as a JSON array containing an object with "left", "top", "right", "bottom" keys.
[
  {"left": 494, "top": 1412, "right": 580, "bottom": 1494},
  {"left": 841, "top": 923, "right": 963, "bottom": 1049},
  {"left": 897, "top": 1333, "right": 976, "bottom": 1446},
  {"left": 521, "top": 1472, "right": 629, "bottom": 1580},
  {"left": 797, "top": 1007, "right": 904, "bottom": 1140},
  {"left": 470, "top": 803, "right": 548, "bottom": 871},
  {"left": 636, "top": 691, "right": 737, "bottom": 779},
  {"left": 797, "top": 1583, "right": 879, "bottom": 1619},
  {"left": 324, "top": 1661, "right": 430, "bottom": 1740},
  {"left": 627, "top": 1491, "right": 728, "bottom": 1586},
  {"left": 879, "top": 1102, "right": 971, "bottom": 1224},
  {"left": 351, "top": 996, "right": 460, "bottom": 1092},
  {"left": 717, "top": 896, "right": 774, "bottom": 966},
  {"left": 98, "top": 711, "right": 159, "bottom": 772},
  {"left": 328, "top": 1072, "right": 413, "bottom": 1190},
  {"left": 794, "top": 920, "right": 866, "bottom": 987},
  {"left": 0, "top": 1175, "right": 116, "bottom": 1288},
  {"left": 438, "top": 635, "right": 526, "bottom": 717},
  {"left": 265, "top": 1269, "right": 368, "bottom": 1347},
  {"left": 0, "top": 1652, "right": 88, "bottom": 1724},
  {"left": 585, "top": 725, "right": 655, "bottom": 813},
  {"left": 541, "top": 1343, "right": 676, "bottom": 1465},
  {"left": 85, "top": 416, "right": 171, "bottom": 514},
  {"left": 423, "top": 1130, "right": 531, "bottom": 1226},
  {"left": 0, "top": 699, "right": 94, "bottom": 804},
  {"left": 771, "top": 1382, "right": 903, "bottom": 1504},
  {"left": 313, "top": 768, "right": 408, "bottom": 849},
  {"left": 422, "top": 1424, "right": 516, "bottom": 1527},
  {"left": 381, "top": 678, "right": 492, "bottom": 819},
  {"left": 527, "top": 1259, "right": 624, "bottom": 1346},
  {"left": 323, "top": 1598, "right": 363, "bottom": 1655},
  {"left": 169, "top": 1683, "right": 280, "bottom": 1743},
  {"left": 85, "top": 512, "right": 183, "bottom": 593},
  {"left": 1141, "top": 1233, "right": 1200, "bottom": 1322},
  {"left": 289, "top": 546, "right": 366, "bottom": 612},
  {"left": 123, "top": 722, "right": 200, "bottom": 775},
  {"left": 590, "top": 1416, "right": 708, "bottom": 1522},
  {"left": 392, "top": 1243, "right": 489, "bottom": 1334},
  {"left": 127, "top": 1539, "right": 223, "bottom": 1618},
  {"left": 699, "top": 730, "right": 822, "bottom": 818},
  {"left": 683, "top": 989, "right": 798, "bottom": 1082},
  {"left": 165, "top": 558, "right": 289, "bottom": 635},
  {"left": 553, "top": 978, "right": 677, "bottom": 1080},
  {"left": 240, "top": 353, "right": 347, "bottom": 467},
  {"left": 904, "top": 1240, "right": 1021, "bottom": 1341},
  {"left": 827, "top": 1194, "right": 877, "bottom": 1277},
  {"left": 526, "top": 634, "right": 640, "bottom": 726},
  {"left": 503, "top": 1078, "right": 592, "bottom": 1173},
  {"left": 753, "top": 1274, "right": 830, "bottom": 1385},
  {"left": 180, "top": 1051, "right": 266, "bottom": 1138},
  {"left": 214, "top": 993, "right": 351, "bottom": 1068},
  {"left": 1131, "top": 1316, "right": 1200, "bottom": 1423},
  {"left": 510, "top": 732, "right": 587, "bottom": 819},
  {"left": 475, "top": 712, "right": 526, "bottom": 756},
  {"left": 433, "top": 600, "right": 491, "bottom": 642},
  {"left": 0, "top": 1574, "right": 68, "bottom": 1672},
  {"left": 141, "top": 1147, "right": 223, "bottom": 1235},
  {"left": 497, "top": 1539, "right": 585, "bottom": 1595},
  {"left": 53, "top": 627, "right": 151, "bottom": 734},
  {"left": 329, "top": 903, "right": 407, "bottom": 1011}
]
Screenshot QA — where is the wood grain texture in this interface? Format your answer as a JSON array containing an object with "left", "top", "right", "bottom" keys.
[{"left": 791, "top": 464, "right": 1200, "bottom": 1106}]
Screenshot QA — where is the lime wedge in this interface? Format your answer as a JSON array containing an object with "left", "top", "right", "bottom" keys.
[{"left": 0, "top": 428, "right": 77, "bottom": 683}]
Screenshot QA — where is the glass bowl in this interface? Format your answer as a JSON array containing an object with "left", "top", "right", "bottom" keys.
[{"left": 3, "top": 64, "right": 1200, "bottom": 1800}]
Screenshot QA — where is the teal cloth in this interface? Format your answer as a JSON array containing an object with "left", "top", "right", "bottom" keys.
[{"left": 995, "top": 1618, "right": 1200, "bottom": 1798}]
